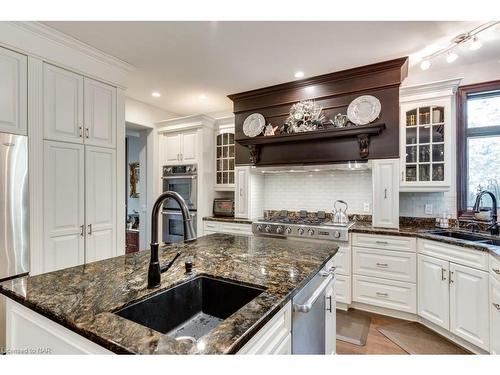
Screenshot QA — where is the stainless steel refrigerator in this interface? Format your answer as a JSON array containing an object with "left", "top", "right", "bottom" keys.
[{"left": 0, "top": 132, "right": 29, "bottom": 282}]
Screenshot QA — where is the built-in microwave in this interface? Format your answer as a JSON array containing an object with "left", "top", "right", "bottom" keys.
[{"left": 161, "top": 164, "right": 197, "bottom": 211}]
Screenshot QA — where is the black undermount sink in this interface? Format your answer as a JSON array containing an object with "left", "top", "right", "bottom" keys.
[
  {"left": 115, "top": 276, "right": 265, "bottom": 341},
  {"left": 428, "top": 230, "right": 500, "bottom": 246}
]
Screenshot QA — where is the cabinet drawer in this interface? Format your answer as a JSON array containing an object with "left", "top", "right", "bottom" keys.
[
  {"left": 418, "top": 239, "right": 488, "bottom": 271},
  {"left": 331, "top": 245, "right": 351, "bottom": 275},
  {"left": 203, "top": 221, "right": 220, "bottom": 233},
  {"left": 353, "top": 247, "right": 416, "bottom": 283},
  {"left": 335, "top": 274, "right": 352, "bottom": 305},
  {"left": 490, "top": 255, "right": 500, "bottom": 283},
  {"left": 353, "top": 275, "right": 416, "bottom": 313},
  {"left": 352, "top": 233, "right": 416, "bottom": 252},
  {"left": 219, "top": 223, "right": 252, "bottom": 235},
  {"left": 238, "top": 301, "right": 291, "bottom": 354},
  {"left": 490, "top": 275, "right": 500, "bottom": 354}
]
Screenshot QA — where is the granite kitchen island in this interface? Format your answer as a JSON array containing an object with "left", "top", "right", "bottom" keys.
[{"left": 0, "top": 233, "right": 338, "bottom": 354}]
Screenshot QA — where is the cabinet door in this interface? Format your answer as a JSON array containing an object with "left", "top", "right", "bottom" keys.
[
  {"left": 372, "top": 159, "right": 399, "bottom": 228},
  {"left": 84, "top": 78, "right": 116, "bottom": 148},
  {"left": 417, "top": 254, "right": 449, "bottom": 329},
  {"left": 85, "top": 146, "right": 116, "bottom": 263},
  {"left": 234, "top": 167, "right": 248, "bottom": 218},
  {"left": 163, "top": 133, "right": 181, "bottom": 164},
  {"left": 450, "top": 263, "right": 489, "bottom": 350},
  {"left": 43, "top": 141, "right": 85, "bottom": 273},
  {"left": 43, "top": 64, "right": 84, "bottom": 143},
  {"left": 181, "top": 130, "right": 197, "bottom": 162},
  {"left": 325, "top": 280, "right": 336, "bottom": 355},
  {"left": 0, "top": 46, "right": 27, "bottom": 135},
  {"left": 490, "top": 275, "right": 500, "bottom": 354}
]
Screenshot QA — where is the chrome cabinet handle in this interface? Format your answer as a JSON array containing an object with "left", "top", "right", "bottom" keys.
[
  {"left": 376, "top": 241, "right": 389, "bottom": 245},
  {"left": 449, "top": 270, "right": 454, "bottom": 284},
  {"left": 376, "top": 263, "right": 388, "bottom": 268},
  {"left": 493, "top": 268, "right": 500, "bottom": 275},
  {"left": 80, "top": 225, "right": 85, "bottom": 237},
  {"left": 239, "top": 188, "right": 244, "bottom": 197},
  {"left": 493, "top": 303, "right": 500, "bottom": 311},
  {"left": 79, "top": 126, "right": 83, "bottom": 138},
  {"left": 326, "top": 295, "right": 333, "bottom": 312},
  {"left": 85, "top": 127, "right": 89, "bottom": 138},
  {"left": 88, "top": 224, "right": 92, "bottom": 235},
  {"left": 401, "top": 171, "right": 404, "bottom": 181},
  {"left": 441, "top": 268, "right": 447, "bottom": 281},
  {"left": 384, "top": 188, "right": 387, "bottom": 199},
  {"left": 180, "top": 153, "right": 183, "bottom": 161},
  {"left": 376, "top": 292, "right": 389, "bottom": 298},
  {"left": 293, "top": 273, "right": 334, "bottom": 313}
]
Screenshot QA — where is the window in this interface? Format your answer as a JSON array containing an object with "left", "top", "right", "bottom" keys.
[{"left": 457, "top": 81, "right": 500, "bottom": 215}]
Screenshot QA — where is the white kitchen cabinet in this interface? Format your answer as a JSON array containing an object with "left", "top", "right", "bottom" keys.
[
  {"left": 0, "top": 46, "right": 27, "bottom": 135},
  {"left": 325, "top": 280, "right": 336, "bottom": 354},
  {"left": 43, "top": 141, "right": 85, "bottom": 272},
  {"left": 399, "top": 79, "right": 460, "bottom": 192},
  {"left": 490, "top": 275, "right": 500, "bottom": 354},
  {"left": 235, "top": 167, "right": 248, "bottom": 218},
  {"left": 372, "top": 159, "right": 399, "bottom": 229},
  {"left": 449, "top": 262, "right": 489, "bottom": 351},
  {"left": 418, "top": 254, "right": 450, "bottom": 329},
  {"left": 85, "top": 146, "right": 116, "bottom": 263},
  {"left": 43, "top": 63, "right": 84, "bottom": 144},
  {"left": 215, "top": 127, "right": 235, "bottom": 189},
  {"left": 161, "top": 130, "right": 198, "bottom": 165},
  {"left": 84, "top": 78, "right": 116, "bottom": 148}
]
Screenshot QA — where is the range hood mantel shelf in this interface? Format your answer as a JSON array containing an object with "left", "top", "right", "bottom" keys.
[{"left": 236, "top": 123, "right": 386, "bottom": 165}]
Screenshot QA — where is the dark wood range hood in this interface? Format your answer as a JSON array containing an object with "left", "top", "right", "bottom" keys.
[{"left": 228, "top": 57, "right": 408, "bottom": 166}]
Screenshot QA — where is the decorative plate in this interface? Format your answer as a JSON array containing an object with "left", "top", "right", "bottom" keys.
[
  {"left": 243, "top": 113, "right": 266, "bottom": 137},
  {"left": 347, "top": 95, "right": 381, "bottom": 125}
]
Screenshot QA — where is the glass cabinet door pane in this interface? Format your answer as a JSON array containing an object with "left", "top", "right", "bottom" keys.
[
  {"left": 406, "top": 109, "right": 417, "bottom": 126},
  {"left": 229, "top": 145, "right": 234, "bottom": 157},
  {"left": 419, "top": 126, "right": 430, "bottom": 143},
  {"left": 406, "top": 165, "right": 417, "bottom": 181},
  {"left": 419, "top": 145, "right": 430, "bottom": 162},
  {"left": 432, "top": 164, "right": 445, "bottom": 181},
  {"left": 216, "top": 134, "right": 222, "bottom": 146},
  {"left": 216, "top": 147, "right": 222, "bottom": 158},
  {"left": 406, "top": 128, "right": 417, "bottom": 144},
  {"left": 217, "top": 172, "right": 222, "bottom": 184},
  {"left": 229, "top": 159, "right": 234, "bottom": 170},
  {"left": 432, "top": 106, "right": 444, "bottom": 123},
  {"left": 419, "top": 107, "right": 431, "bottom": 125},
  {"left": 229, "top": 172, "right": 234, "bottom": 184},
  {"left": 216, "top": 159, "right": 222, "bottom": 172},
  {"left": 432, "top": 144, "right": 444, "bottom": 162},
  {"left": 406, "top": 146, "right": 417, "bottom": 163},
  {"left": 432, "top": 125, "right": 444, "bottom": 143},
  {"left": 228, "top": 133, "right": 234, "bottom": 144},
  {"left": 222, "top": 147, "right": 228, "bottom": 157},
  {"left": 419, "top": 164, "right": 430, "bottom": 181}
]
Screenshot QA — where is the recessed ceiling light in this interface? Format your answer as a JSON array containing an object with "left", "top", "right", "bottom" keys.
[
  {"left": 469, "top": 36, "right": 482, "bottom": 51},
  {"left": 446, "top": 52, "right": 458, "bottom": 63},
  {"left": 198, "top": 94, "right": 207, "bottom": 100},
  {"left": 151, "top": 92, "right": 161, "bottom": 98},
  {"left": 294, "top": 71, "right": 304, "bottom": 78},
  {"left": 420, "top": 60, "right": 431, "bottom": 70}
]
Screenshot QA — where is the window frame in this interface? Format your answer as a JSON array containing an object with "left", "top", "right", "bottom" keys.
[{"left": 457, "top": 80, "right": 500, "bottom": 216}]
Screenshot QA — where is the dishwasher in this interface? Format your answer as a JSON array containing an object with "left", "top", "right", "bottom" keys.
[{"left": 292, "top": 265, "right": 336, "bottom": 354}]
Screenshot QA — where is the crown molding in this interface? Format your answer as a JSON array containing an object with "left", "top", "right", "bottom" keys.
[
  {"left": 156, "top": 114, "right": 216, "bottom": 133},
  {"left": 12, "top": 22, "right": 135, "bottom": 72},
  {"left": 400, "top": 78, "right": 463, "bottom": 102}
]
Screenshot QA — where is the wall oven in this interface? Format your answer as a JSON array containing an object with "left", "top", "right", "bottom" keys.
[
  {"left": 161, "top": 164, "right": 197, "bottom": 211},
  {"left": 162, "top": 210, "right": 197, "bottom": 244}
]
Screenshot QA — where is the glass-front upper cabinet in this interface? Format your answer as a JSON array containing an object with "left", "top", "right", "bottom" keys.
[
  {"left": 399, "top": 79, "right": 460, "bottom": 192},
  {"left": 215, "top": 131, "right": 235, "bottom": 189}
]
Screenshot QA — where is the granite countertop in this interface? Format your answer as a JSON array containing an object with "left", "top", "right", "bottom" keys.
[
  {"left": 351, "top": 221, "right": 500, "bottom": 258},
  {"left": 0, "top": 234, "right": 337, "bottom": 354},
  {"left": 203, "top": 216, "right": 253, "bottom": 224}
]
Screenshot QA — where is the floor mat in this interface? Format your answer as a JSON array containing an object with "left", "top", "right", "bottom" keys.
[
  {"left": 377, "top": 322, "right": 470, "bottom": 354},
  {"left": 336, "top": 309, "right": 371, "bottom": 346}
]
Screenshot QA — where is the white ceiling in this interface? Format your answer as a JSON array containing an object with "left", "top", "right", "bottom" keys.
[{"left": 42, "top": 21, "right": 500, "bottom": 116}]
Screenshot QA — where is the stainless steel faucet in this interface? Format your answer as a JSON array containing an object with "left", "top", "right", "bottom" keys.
[
  {"left": 473, "top": 190, "right": 499, "bottom": 236},
  {"left": 148, "top": 191, "right": 196, "bottom": 289}
]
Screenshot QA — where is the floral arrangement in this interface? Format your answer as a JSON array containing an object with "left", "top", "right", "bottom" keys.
[{"left": 280, "top": 100, "right": 326, "bottom": 134}]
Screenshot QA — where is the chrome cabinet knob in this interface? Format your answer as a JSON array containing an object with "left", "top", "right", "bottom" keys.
[{"left": 333, "top": 231, "right": 341, "bottom": 238}]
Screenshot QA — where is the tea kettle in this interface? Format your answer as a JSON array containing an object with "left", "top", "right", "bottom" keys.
[{"left": 333, "top": 200, "right": 349, "bottom": 224}]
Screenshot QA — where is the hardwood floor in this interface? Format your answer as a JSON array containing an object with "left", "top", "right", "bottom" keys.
[{"left": 336, "top": 309, "right": 408, "bottom": 355}]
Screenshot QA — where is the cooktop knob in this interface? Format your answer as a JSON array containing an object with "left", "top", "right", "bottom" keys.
[
  {"left": 265, "top": 225, "right": 272, "bottom": 233},
  {"left": 256, "top": 224, "right": 263, "bottom": 232},
  {"left": 333, "top": 231, "right": 341, "bottom": 238},
  {"left": 308, "top": 229, "right": 315, "bottom": 236},
  {"left": 166, "top": 167, "right": 172, "bottom": 173},
  {"left": 298, "top": 228, "right": 305, "bottom": 235},
  {"left": 276, "top": 226, "right": 284, "bottom": 234},
  {"left": 186, "top": 167, "right": 191, "bottom": 172},
  {"left": 285, "top": 227, "right": 292, "bottom": 234}
]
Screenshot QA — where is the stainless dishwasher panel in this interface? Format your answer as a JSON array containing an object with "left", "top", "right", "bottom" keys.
[{"left": 292, "top": 269, "right": 334, "bottom": 354}]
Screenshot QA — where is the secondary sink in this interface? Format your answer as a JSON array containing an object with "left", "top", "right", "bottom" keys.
[
  {"left": 115, "top": 276, "right": 265, "bottom": 340},
  {"left": 427, "top": 230, "right": 490, "bottom": 242}
]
